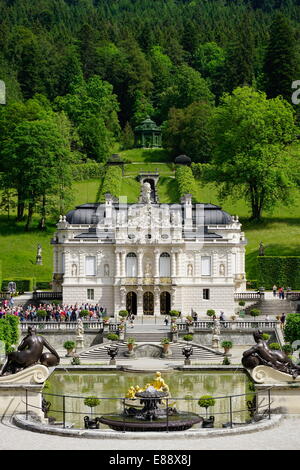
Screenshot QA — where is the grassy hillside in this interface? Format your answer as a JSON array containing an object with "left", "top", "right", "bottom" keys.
[{"left": 1, "top": 147, "right": 300, "bottom": 285}]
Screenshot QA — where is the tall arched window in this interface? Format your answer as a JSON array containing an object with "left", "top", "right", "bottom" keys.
[
  {"left": 159, "top": 252, "right": 170, "bottom": 277},
  {"left": 126, "top": 252, "right": 137, "bottom": 277}
]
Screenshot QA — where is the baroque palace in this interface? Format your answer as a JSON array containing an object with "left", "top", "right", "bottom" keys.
[{"left": 51, "top": 178, "right": 247, "bottom": 317}]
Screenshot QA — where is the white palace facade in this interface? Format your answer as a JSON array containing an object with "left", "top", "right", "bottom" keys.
[{"left": 51, "top": 181, "right": 247, "bottom": 317}]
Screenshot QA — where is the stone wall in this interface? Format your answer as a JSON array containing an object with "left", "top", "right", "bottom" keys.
[
  {"left": 20, "top": 330, "right": 103, "bottom": 351},
  {"left": 180, "top": 330, "right": 277, "bottom": 347}
]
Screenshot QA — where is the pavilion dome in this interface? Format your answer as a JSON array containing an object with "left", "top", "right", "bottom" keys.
[{"left": 174, "top": 154, "right": 192, "bottom": 165}]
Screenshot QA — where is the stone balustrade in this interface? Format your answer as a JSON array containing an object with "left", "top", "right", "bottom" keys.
[
  {"left": 20, "top": 321, "right": 104, "bottom": 331},
  {"left": 176, "top": 320, "right": 278, "bottom": 331},
  {"left": 234, "top": 292, "right": 264, "bottom": 300}
]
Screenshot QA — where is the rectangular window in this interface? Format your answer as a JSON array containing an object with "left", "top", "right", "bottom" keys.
[
  {"left": 203, "top": 289, "right": 210, "bottom": 300},
  {"left": 87, "top": 289, "right": 94, "bottom": 300},
  {"left": 85, "top": 256, "right": 96, "bottom": 276},
  {"left": 201, "top": 256, "right": 211, "bottom": 276}
]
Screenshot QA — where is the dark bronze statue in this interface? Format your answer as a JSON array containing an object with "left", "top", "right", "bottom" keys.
[
  {"left": 242, "top": 330, "right": 300, "bottom": 379},
  {"left": 0, "top": 325, "right": 60, "bottom": 376}
]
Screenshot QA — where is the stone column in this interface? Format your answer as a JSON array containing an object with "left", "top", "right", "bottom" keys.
[
  {"left": 64, "top": 250, "right": 71, "bottom": 277},
  {"left": 137, "top": 286, "right": 143, "bottom": 316},
  {"left": 115, "top": 250, "right": 121, "bottom": 278},
  {"left": 154, "top": 248, "right": 160, "bottom": 279},
  {"left": 171, "top": 251, "right": 176, "bottom": 278},
  {"left": 79, "top": 251, "right": 84, "bottom": 278},
  {"left": 154, "top": 286, "right": 160, "bottom": 316},
  {"left": 137, "top": 249, "right": 143, "bottom": 279},
  {"left": 120, "top": 250, "right": 126, "bottom": 278}
]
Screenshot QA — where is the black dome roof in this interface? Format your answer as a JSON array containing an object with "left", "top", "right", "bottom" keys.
[
  {"left": 66, "top": 203, "right": 232, "bottom": 226},
  {"left": 174, "top": 154, "right": 192, "bottom": 165}
]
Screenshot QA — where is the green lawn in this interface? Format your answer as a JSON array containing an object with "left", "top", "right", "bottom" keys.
[{"left": 119, "top": 148, "right": 172, "bottom": 163}]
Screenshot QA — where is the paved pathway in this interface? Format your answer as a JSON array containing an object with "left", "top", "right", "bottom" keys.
[{"left": 1, "top": 415, "right": 300, "bottom": 450}]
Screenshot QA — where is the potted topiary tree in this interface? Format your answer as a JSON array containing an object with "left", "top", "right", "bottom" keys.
[
  {"left": 206, "top": 309, "right": 215, "bottom": 318},
  {"left": 198, "top": 395, "right": 216, "bottom": 428},
  {"left": 79, "top": 309, "right": 90, "bottom": 319},
  {"left": 221, "top": 340, "right": 233, "bottom": 355},
  {"left": 106, "top": 333, "right": 119, "bottom": 342},
  {"left": 83, "top": 396, "right": 101, "bottom": 429},
  {"left": 36, "top": 309, "right": 47, "bottom": 321},
  {"left": 126, "top": 337, "right": 136, "bottom": 353},
  {"left": 183, "top": 334, "right": 193, "bottom": 343},
  {"left": 169, "top": 310, "right": 180, "bottom": 323},
  {"left": 250, "top": 308, "right": 261, "bottom": 318},
  {"left": 161, "top": 337, "right": 171, "bottom": 356},
  {"left": 119, "top": 310, "right": 128, "bottom": 322},
  {"left": 63, "top": 340, "right": 76, "bottom": 357}
]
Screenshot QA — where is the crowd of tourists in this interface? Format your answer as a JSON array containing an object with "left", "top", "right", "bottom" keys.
[{"left": 0, "top": 300, "right": 107, "bottom": 322}]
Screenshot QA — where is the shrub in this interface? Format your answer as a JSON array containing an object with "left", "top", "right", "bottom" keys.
[
  {"left": 84, "top": 396, "right": 101, "bottom": 415},
  {"left": 262, "top": 333, "right": 271, "bottom": 341},
  {"left": 269, "top": 343, "right": 281, "bottom": 350},
  {"left": 250, "top": 309, "right": 261, "bottom": 317},
  {"left": 106, "top": 333, "right": 119, "bottom": 341},
  {"left": 169, "top": 310, "right": 180, "bottom": 317},
  {"left": 71, "top": 356, "right": 81, "bottom": 365},
  {"left": 119, "top": 310, "right": 128, "bottom": 318},
  {"left": 222, "top": 356, "right": 231, "bottom": 365},
  {"left": 127, "top": 337, "right": 136, "bottom": 344},
  {"left": 282, "top": 344, "right": 293, "bottom": 354},
  {"left": 79, "top": 309, "right": 90, "bottom": 318},
  {"left": 206, "top": 309, "right": 215, "bottom": 317},
  {"left": 284, "top": 314, "right": 300, "bottom": 344},
  {"left": 238, "top": 300, "right": 245, "bottom": 307},
  {"left": 221, "top": 340, "right": 233, "bottom": 350},
  {"left": 161, "top": 337, "right": 171, "bottom": 344},
  {"left": 63, "top": 341, "right": 76, "bottom": 350},
  {"left": 198, "top": 395, "right": 216, "bottom": 417},
  {"left": 183, "top": 334, "right": 193, "bottom": 342},
  {"left": 36, "top": 309, "right": 47, "bottom": 318}
]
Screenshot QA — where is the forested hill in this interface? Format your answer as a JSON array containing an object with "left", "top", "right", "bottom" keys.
[{"left": 1, "top": 0, "right": 300, "bottom": 126}]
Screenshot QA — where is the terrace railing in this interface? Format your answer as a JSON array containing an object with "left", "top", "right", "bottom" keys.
[
  {"left": 234, "top": 292, "right": 264, "bottom": 301},
  {"left": 176, "top": 320, "right": 278, "bottom": 332}
]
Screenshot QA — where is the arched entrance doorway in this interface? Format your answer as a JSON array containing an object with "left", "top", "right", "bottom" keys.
[
  {"left": 143, "top": 291, "right": 154, "bottom": 315},
  {"left": 126, "top": 291, "right": 137, "bottom": 315},
  {"left": 160, "top": 291, "right": 171, "bottom": 315}
]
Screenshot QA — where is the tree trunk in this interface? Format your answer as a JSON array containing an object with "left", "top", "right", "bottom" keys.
[
  {"left": 25, "top": 201, "right": 34, "bottom": 231},
  {"left": 38, "top": 193, "right": 46, "bottom": 230}
]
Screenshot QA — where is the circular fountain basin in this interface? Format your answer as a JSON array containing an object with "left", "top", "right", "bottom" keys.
[{"left": 99, "top": 412, "right": 202, "bottom": 432}]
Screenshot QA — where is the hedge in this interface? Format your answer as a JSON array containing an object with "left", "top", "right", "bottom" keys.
[
  {"left": 257, "top": 257, "right": 300, "bottom": 290},
  {"left": 35, "top": 281, "right": 51, "bottom": 290},
  {"left": 2, "top": 278, "right": 36, "bottom": 293},
  {"left": 284, "top": 314, "right": 300, "bottom": 344},
  {"left": 99, "top": 166, "right": 122, "bottom": 201},
  {"left": 0, "top": 314, "right": 20, "bottom": 352},
  {"left": 0, "top": 260, "right": 2, "bottom": 294},
  {"left": 70, "top": 161, "right": 105, "bottom": 182},
  {"left": 175, "top": 166, "right": 197, "bottom": 199}
]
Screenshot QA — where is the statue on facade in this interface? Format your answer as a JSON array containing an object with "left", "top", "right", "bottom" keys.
[
  {"left": 219, "top": 264, "right": 225, "bottom": 276},
  {"left": 242, "top": 330, "right": 300, "bottom": 379},
  {"left": 0, "top": 325, "right": 60, "bottom": 376},
  {"left": 104, "top": 264, "right": 110, "bottom": 277},
  {"left": 71, "top": 264, "right": 78, "bottom": 276}
]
